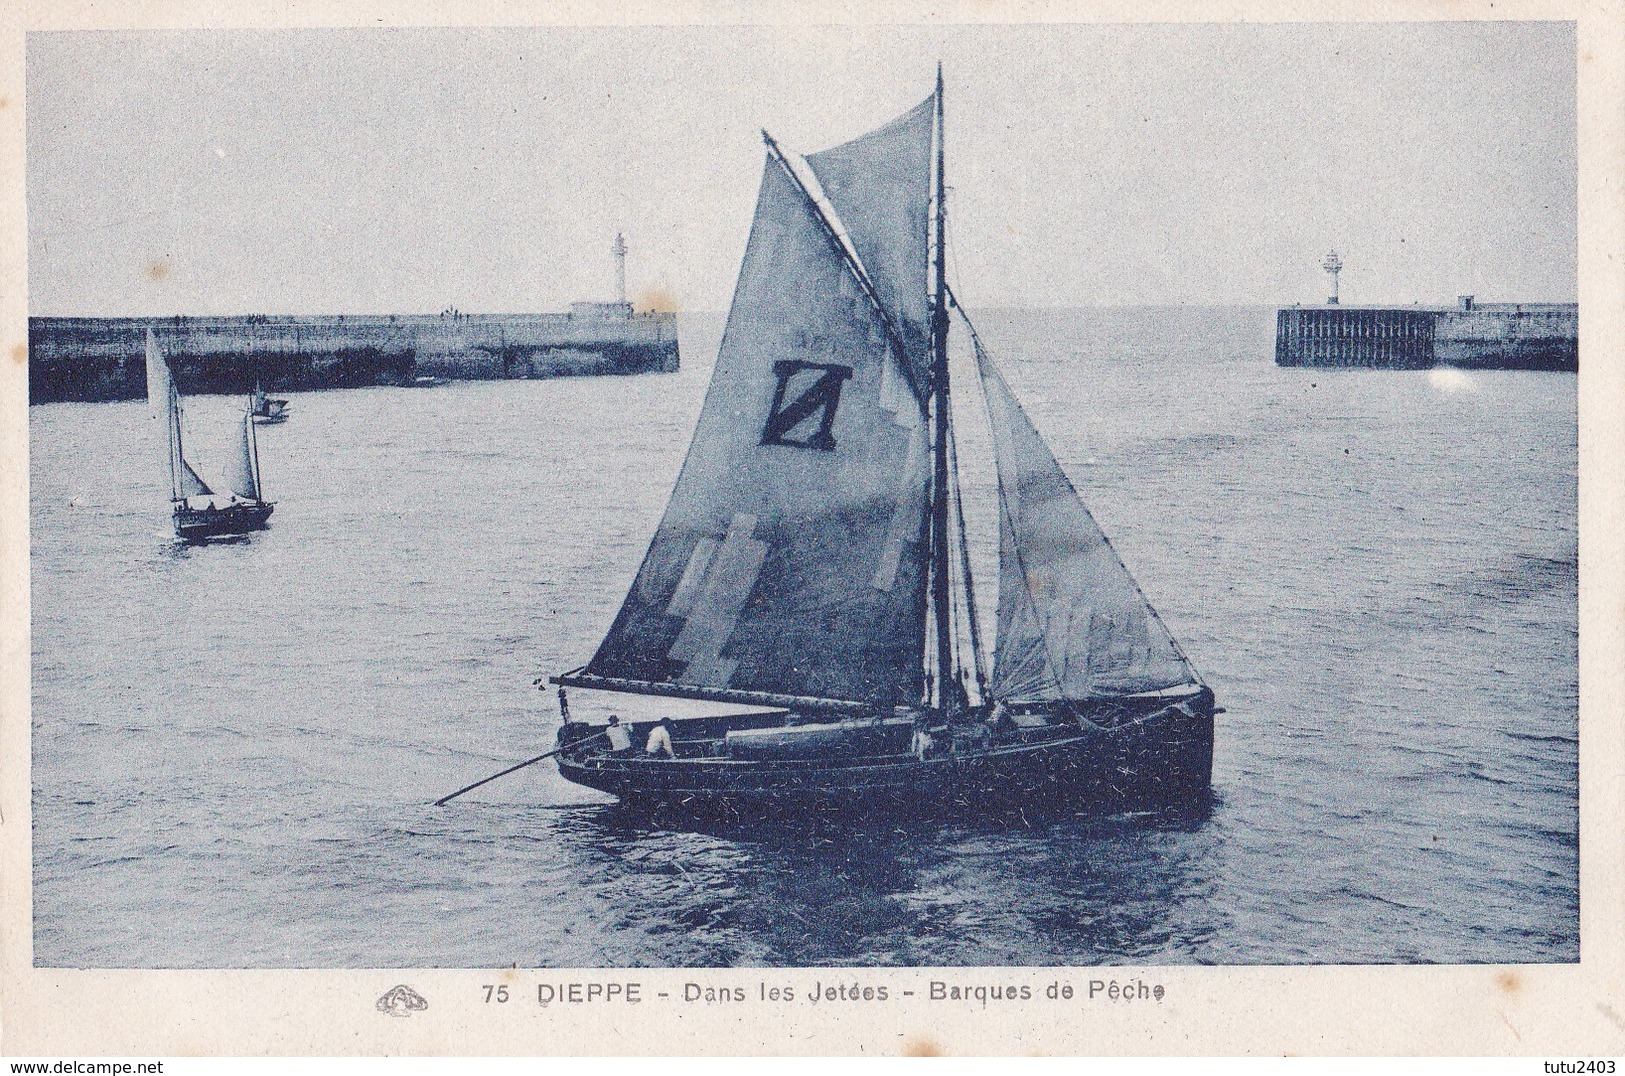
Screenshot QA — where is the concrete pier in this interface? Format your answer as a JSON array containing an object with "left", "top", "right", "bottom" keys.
[
  {"left": 1432, "top": 302, "right": 1577, "bottom": 370},
  {"left": 28, "top": 309, "right": 681, "bottom": 403},
  {"left": 1275, "top": 299, "right": 1577, "bottom": 371}
]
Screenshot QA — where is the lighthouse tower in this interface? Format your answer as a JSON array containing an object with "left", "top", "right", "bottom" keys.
[
  {"left": 612, "top": 233, "right": 629, "bottom": 306},
  {"left": 570, "top": 233, "right": 634, "bottom": 319},
  {"left": 1322, "top": 250, "right": 1343, "bottom": 306}
]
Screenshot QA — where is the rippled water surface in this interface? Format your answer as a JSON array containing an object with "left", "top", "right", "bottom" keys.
[{"left": 30, "top": 307, "right": 1578, "bottom": 967}]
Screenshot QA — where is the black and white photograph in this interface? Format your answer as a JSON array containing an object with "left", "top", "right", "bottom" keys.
[{"left": 6, "top": 5, "right": 1620, "bottom": 1058}]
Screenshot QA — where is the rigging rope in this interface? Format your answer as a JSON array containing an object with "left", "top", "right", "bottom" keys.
[{"left": 945, "top": 396, "right": 990, "bottom": 698}]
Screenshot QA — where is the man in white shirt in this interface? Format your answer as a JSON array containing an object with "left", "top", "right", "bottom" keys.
[
  {"left": 605, "top": 715, "right": 632, "bottom": 753},
  {"left": 911, "top": 723, "right": 935, "bottom": 761},
  {"left": 645, "top": 717, "right": 676, "bottom": 759}
]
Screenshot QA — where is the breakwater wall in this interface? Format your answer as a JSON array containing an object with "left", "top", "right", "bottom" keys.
[
  {"left": 1275, "top": 302, "right": 1577, "bottom": 371},
  {"left": 28, "top": 310, "right": 681, "bottom": 403}
]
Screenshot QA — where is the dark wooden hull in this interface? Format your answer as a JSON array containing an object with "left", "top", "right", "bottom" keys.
[
  {"left": 252, "top": 399, "right": 289, "bottom": 424},
  {"left": 174, "top": 501, "right": 274, "bottom": 542},
  {"left": 554, "top": 688, "right": 1214, "bottom": 820}
]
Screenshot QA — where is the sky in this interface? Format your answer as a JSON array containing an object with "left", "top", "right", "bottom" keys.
[{"left": 25, "top": 22, "right": 1577, "bottom": 316}]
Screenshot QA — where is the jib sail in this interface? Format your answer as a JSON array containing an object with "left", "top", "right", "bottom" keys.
[
  {"left": 976, "top": 342, "right": 1196, "bottom": 702},
  {"left": 223, "top": 410, "right": 261, "bottom": 502}
]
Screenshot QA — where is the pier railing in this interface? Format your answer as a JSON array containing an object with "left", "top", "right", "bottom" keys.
[
  {"left": 1275, "top": 307, "right": 1435, "bottom": 369},
  {"left": 1275, "top": 303, "right": 1577, "bottom": 371}
]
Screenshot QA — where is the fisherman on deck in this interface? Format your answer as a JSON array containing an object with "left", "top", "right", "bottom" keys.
[
  {"left": 990, "top": 700, "right": 1014, "bottom": 740},
  {"left": 645, "top": 717, "right": 676, "bottom": 759},
  {"left": 605, "top": 715, "right": 632, "bottom": 753},
  {"left": 911, "top": 721, "right": 935, "bottom": 761}
]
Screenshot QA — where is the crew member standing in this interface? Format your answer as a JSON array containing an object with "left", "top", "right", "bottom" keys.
[{"left": 605, "top": 715, "right": 632, "bottom": 753}]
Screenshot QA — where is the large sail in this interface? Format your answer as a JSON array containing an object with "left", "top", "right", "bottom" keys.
[
  {"left": 977, "top": 346, "right": 1196, "bottom": 701},
  {"left": 223, "top": 410, "right": 260, "bottom": 501},
  {"left": 145, "top": 329, "right": 177, "bottom": 497},
  {"left": 806, "top": 95, "right": 934, "bottom": 394},
  {"left": 578, "top": 154, "right": 932, "bottom": 708},
  {"left": 146, "top": 330, "right": 212, "bottom": 500}
]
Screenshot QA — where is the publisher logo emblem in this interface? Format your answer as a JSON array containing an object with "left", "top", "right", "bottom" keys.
[{"left": 376, "top": 984, "right": 428, "bottom": 1017}]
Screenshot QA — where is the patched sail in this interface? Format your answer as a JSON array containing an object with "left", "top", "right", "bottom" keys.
[
  {"left": 977, "top": 346, "right": 1195, "bottom": 701},
  {"left": 223, "top": 410, "right": 260, "bottom": 501},
  {"left": 146, "top": 330, "right": 212, "bottom": 500},
  {"left": 805, "top": 96, "right": 935, "bottom": 393},
  {"left": 579, "top": 153, "right": 932, "bottom": 708}
]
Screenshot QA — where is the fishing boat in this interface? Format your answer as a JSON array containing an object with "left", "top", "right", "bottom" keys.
[
  {"left": 545, "top": 73, "right": 1215, "bottom": 815},
  {"left": 251, "top": 383, "right": 290, "bottom": 424},
  {"left": 145, "top": 330, "right": 275, "bottom": 542}
]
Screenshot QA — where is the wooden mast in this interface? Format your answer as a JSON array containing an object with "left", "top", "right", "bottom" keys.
[
  {"left": 169, "top": 379, "right": 184, "bottom": 503},
  {"left": 248, "top": 406, "right": 264, "bottom": 501},
  {"left": 930, "top": 63, "right": 953, "bottom": 715}
]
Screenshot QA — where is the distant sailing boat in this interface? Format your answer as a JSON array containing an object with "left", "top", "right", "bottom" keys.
[
  {"left": 543, "top": 73, "right": 1214, "bottom": 813},
  {"left": 145, "top": 330, "right": 275, "bottom": 541},
  {"left": 251, "top": 383, "right": 290, "bottom": 425}
]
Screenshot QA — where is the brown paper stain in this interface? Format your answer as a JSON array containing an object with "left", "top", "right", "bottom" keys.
[
  {"left": 902, "top": 1038, "right": 943, "bottom": 1056},
  {"left": 633, "top": 284, "right": 679, "bottom": 314},
  {"left": 1495, "top": 971, "right": 1521, "bottom": 995},
  {"left": 148, "top": 259, "right": 172, "bottom": 282},
  {"left": 0, "top": 97, "right": 10, "bottom": 109},
  {"left": 11, "top": 343, "right": 26, "bottom": 365}
]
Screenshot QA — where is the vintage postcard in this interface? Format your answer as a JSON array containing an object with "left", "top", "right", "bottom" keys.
[{"left": 2, "top": 0, "right": 1621, "bottom": 1058}]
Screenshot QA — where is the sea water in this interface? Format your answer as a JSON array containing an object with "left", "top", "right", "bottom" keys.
[{"left": 29, "top": 307, "right": 1577, "bottom": 966}]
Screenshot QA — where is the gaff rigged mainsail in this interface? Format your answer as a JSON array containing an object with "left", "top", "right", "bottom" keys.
[
  {"left": 576, "top": 105, "right": 937, "bottom": 709},
  {"left": 145, "top": 330, "right": 212, "bottom": 501},
  {"left": 975, "top": 340, "right": 1197, "bottom": 703}
]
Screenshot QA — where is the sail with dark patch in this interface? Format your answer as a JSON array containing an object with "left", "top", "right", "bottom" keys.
[
  {"left": 575, "top": 118, "right": 934, "bottom": 708},
  {"left": 520, "top": 76, "right": 1217, "bottom": 812},
  {"left": 976, "top": 344, "right": 1196, "bottom": 702},
  {"left": 805, "top": 96, "right": 934, "bottom": 392}
]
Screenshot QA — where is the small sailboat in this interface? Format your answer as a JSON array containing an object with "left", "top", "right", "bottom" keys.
[
  {"left": 251, "top": 383, "right": 290, "bottom": 424},
  {"left": 540, "top": 73, "right": 1214, "bottom": 815},
  {"left": 145, "top": 330, "right": 275, "bottom": 542}
]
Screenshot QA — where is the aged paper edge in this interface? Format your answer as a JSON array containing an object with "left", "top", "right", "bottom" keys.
[{"left": 1, "top": 0, "right": 1620, "bottom": 1057}]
